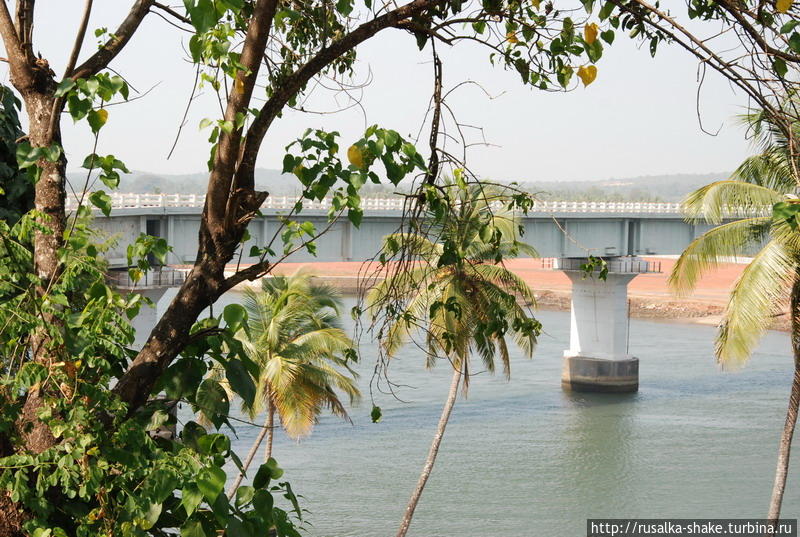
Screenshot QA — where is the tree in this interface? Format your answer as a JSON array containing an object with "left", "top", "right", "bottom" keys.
[
  {"left": 368, "top": 182, "right": 541, "bottom": 537},
  {"left": 669, "top": 99, "right": 800, "bottom": 525},
  {"left": 3, "top": 0, "right": 798, "bottom": 533},
  {"left": 0, "top": 1, "right": 614, "bottom": 532},
  {"left": 226, "top": 271, "right": 360, "bottom": 495}
]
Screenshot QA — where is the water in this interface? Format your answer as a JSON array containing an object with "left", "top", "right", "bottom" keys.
[{"left": 175, "top": 292, "right": 799, "bottom": 536}]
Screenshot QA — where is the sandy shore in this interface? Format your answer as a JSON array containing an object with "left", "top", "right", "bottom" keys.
[{"left": 228, "top": 257, "right": 790, "bottom": 332}]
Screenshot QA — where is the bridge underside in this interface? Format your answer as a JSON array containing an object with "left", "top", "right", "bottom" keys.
[{"left": 90, "top": 208, "right": 730, "bottom": 268}]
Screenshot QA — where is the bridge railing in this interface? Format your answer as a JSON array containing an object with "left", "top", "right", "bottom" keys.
[
  {"left": 66, "top": 193, "right": 766, "bottom": 216},
  {"left": 106, "top": 267, "right": 186, "bottom": 289}
]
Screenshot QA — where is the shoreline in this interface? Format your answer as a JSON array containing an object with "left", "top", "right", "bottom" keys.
[
  {"left": 226, "top": 257, "right": 791, "bottom": 333},
  {"left": 234, "top": 274, "right": 791, "bottom": 333}
]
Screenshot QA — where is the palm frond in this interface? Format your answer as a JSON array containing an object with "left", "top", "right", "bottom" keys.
[
  {"left": 716, "top": 239, "right": 797, "bottom": 368},
  {"left": 682, "top": 180, "right": 781, "bottom": 224},
  {"left": 669, "top": 217, "right": 772, "bottom": 296}
]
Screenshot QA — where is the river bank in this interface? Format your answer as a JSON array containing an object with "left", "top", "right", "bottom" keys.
[{"left": 228, "top": 256, "right": 790, "bottom": 332}]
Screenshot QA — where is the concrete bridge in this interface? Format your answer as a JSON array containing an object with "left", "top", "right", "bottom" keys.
[{"left": 72, "top": 193, "right": 723, "bottom": 268}]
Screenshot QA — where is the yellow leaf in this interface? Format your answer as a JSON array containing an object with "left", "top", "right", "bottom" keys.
[
  {"left": 347, "top": 145, "right": 364, "bottom": 169},
  {"left": 577, "top": 65, "right": 597, "bottom": 86},
  {"left": 777, "top": 0, "right": 793, "bottom": 12},
  {"left": 506, "top": 32, "right": 519, "bottom": 44},
  {"left": 584, "top": 23, "right": 599, "bottom": 44},
  {"left": 96, "top": 109, "right": 108, "bottom": 124},
  {"left": 531, "top": 0, "right": 541, "bottom": 8},
  {"left": 235, "top": 77, "right": 245, "bottom": 95}
]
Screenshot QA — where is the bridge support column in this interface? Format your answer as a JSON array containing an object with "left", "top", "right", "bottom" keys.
[
  {"left": 131, "top": 288, "right": 173, "bottom": 347},
  {"left": 554, "top": 257, "right": 658, "bottom": 393}
]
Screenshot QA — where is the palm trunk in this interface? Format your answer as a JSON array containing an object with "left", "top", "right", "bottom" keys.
[
  {"left": 264, "top": 400, "right": 275, "bottom": 462},
  {"left": 396, "top": 366, "right": 462, "bottom": 537},
  {"left": 227, "top": 409, "right": 273, "bottom": 499},
  {"left": 767, "top": 275, "right": 800, "bottom": 526}
]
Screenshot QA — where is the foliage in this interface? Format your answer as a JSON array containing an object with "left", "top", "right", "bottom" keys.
[
  {"left": 368, "top": 180, "right": 541, "bottom": 383},
  {"left": 225, "top": 270, "right": 360, "bottom": 440},
  {"left": 0, "top": 209, "right": 304, "bottom": 535},
  {"left": 0, "top": 85, "right": 30, "bottom": 224},
  {"left": 670, "top": 98, "right": 800, "bottom": 368}
]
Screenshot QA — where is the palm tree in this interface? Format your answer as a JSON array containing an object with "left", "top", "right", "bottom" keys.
[
  {"left": 226, "top": 270, "right": 360, "bottom": 496},
  {"left": 368, "top": 183, "right": 541, "bottom": 537},
  {"left": 669, "top": 102, "right": 800, "bottom": 524}
]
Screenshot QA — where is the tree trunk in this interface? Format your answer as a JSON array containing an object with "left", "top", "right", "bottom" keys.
[
  {"left": 767, "top": 275, "right": 800, "bottom": 526},
  {"left": 18, "top": 89, "right": 65, "bottom": 455},
  {"left": 396, "top": 366, "right": 461, "bottom": 537},
  {"left": 227, "top": 404, "right": 274, "bottom": 499},
  {"left": 264, "top": 401, "right": 275, "bottom": 462}
]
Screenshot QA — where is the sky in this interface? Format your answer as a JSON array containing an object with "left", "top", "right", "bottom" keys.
[{"left": 1, "top": 3, "right": 752, "bottom": 183}]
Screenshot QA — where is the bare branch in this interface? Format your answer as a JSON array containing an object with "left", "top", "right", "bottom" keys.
[
  {"left": 69, "top": 0, "right": 155, "bottom": 80},
  {"left": 234, "top": 0, "right": 445, "bottom": 190},
  {"left": 0, "top": 1, "right": 34, "bottom": 87},
  {"left": 63, "top": 0, "right": 95, "bottom": 78}
]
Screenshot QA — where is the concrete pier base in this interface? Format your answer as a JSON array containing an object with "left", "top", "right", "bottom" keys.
[{"left": 561, "top": 355, "right": 639, "bottom": 393}]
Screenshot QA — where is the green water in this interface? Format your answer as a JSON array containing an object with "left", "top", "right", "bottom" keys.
[{"left": 198, "top": 295, "right": 798, "bottom": 536}]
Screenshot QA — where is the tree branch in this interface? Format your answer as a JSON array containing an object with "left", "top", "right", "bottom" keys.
[
  {"left": 69, "top": 0, "right": 154, "bottom": 80},
  {"left": 0, "top": 1, "right": 34, "bottom": 88},
  {"left": 63, "top": 0, "right": 95, "bottom": 78},
  {"left": 152, "top": 1, "right": 192, "bottom": 26},
  {"left": 205, "top": 0, "right": 279, "bottom": 230},
  {"left": 14, "top": 0, "right": 33, "bottom": 62},
  {"left": 233, "top": 0, "right": 443, "bottom": 189}
]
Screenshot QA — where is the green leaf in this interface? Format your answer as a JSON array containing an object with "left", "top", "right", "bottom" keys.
[
  {"left": 181, "top": 484, "right": 203, "bottom": 516},
  {"left": 224, "top": 358, "right": 256, "bottom": 408},
  {"left": 234, "top": 485, "right": 255, "bottom": 507},
  {"left": 195, "top": 378, "right": 230, "bottom": 428},
  {"left": 146, "top": 469, "right": 178, "bottom": 503},
  {"left": 17, "top": 362, "right": 47, "bottom": 389},
  {"left": 252, "top": 489, "right": 274, "bottom": 519},
  {"left": 348, "top": 208, "right": 363, "bottom": 227},
  {"left": 253, "top": 458, "right": 283, "bottom": 489},
  {"left": 371, "top": 405, "right": 382, "bottom": 423},
  {"left": 87, "top": 108, "right": 108, "bottom": 133},
  {"left": 197, "top": 433, "right": 231, "bottom": 455},
  {"left": 774, "top": 57, "right": 788, "bottom": 78},
  {"left": 773, "top": 201, "right": 800, "bottom": 230},
  {"left": 181, "top": 520, "right": 206, "bottom": 537},
  {"left": 197, "top": 465, "right": 226, "bottom": 503},
  {"left": 141, "top": 503, "right": 162, "bottom": 530},
  {"left": 790, "top": 32, "right": 800, "bottom": 54},
  {"left": 223, "top": 303, "right": 247, "bottom": 332},
  {"left": 54, "top": 79, "right": 76, "bottom": 98},
  {"left": 16, "top": 142, "right": 42, "bottom": 169},
  {"left": 89, "top": 190, "right": 112, "bottom": 217}
]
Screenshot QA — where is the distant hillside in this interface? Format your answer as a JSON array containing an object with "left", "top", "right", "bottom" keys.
[
  {"left": 518, "top": 172, "right": 729, "bottom": 202},
  {"left": 67, "top": 169, "right": 729, "bottom": 202}
]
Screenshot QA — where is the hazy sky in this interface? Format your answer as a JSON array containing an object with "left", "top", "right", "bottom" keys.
[{"left": 2, "top": 3, "right": 751, "bottom": 183}]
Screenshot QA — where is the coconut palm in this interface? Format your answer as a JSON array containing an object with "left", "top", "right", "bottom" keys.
[
  {"left": 669, "top": 102, "right": 800, "bottom": 524},
  {"left": 226, "top": 270, "right": 360, "bottom": 496},
  {"left": 368, "top": 183, "right": 541, "bottom": 537}
]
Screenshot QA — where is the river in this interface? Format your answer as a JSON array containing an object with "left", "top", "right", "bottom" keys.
[{"left": 176, "top": 292, "right": 798, "bottom": 536}]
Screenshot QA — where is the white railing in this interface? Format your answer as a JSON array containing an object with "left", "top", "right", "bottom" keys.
[{"left": 64, "top": 193, "right": 734, "bottom": 215}]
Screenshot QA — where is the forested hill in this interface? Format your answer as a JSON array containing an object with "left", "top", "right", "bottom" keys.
[
  {"left": 521, "top": 172, "right": 730, "bottom": 202},
  {"left": 69, "top": 169, "right": 730, "bottom": 202}
]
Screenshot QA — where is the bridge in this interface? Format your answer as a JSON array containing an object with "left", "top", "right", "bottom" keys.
[{"left": 72, "top": 193, "right": 724, "bottom": 268}]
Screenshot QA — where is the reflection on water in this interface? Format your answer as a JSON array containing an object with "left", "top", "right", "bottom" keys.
[{"left": 167, "top": 292, "right": 798, "bottom": 537}]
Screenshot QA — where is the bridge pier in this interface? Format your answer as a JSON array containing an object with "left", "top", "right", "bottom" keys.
[
  {"left": 554, "top": 257, "right": 659, "bottom": 393},
  {"left": 106, "top": 268, "right": 185, "bottom": 347},
  {"left": 131, "top": 287, "right": 173, "bottom": 347}
]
